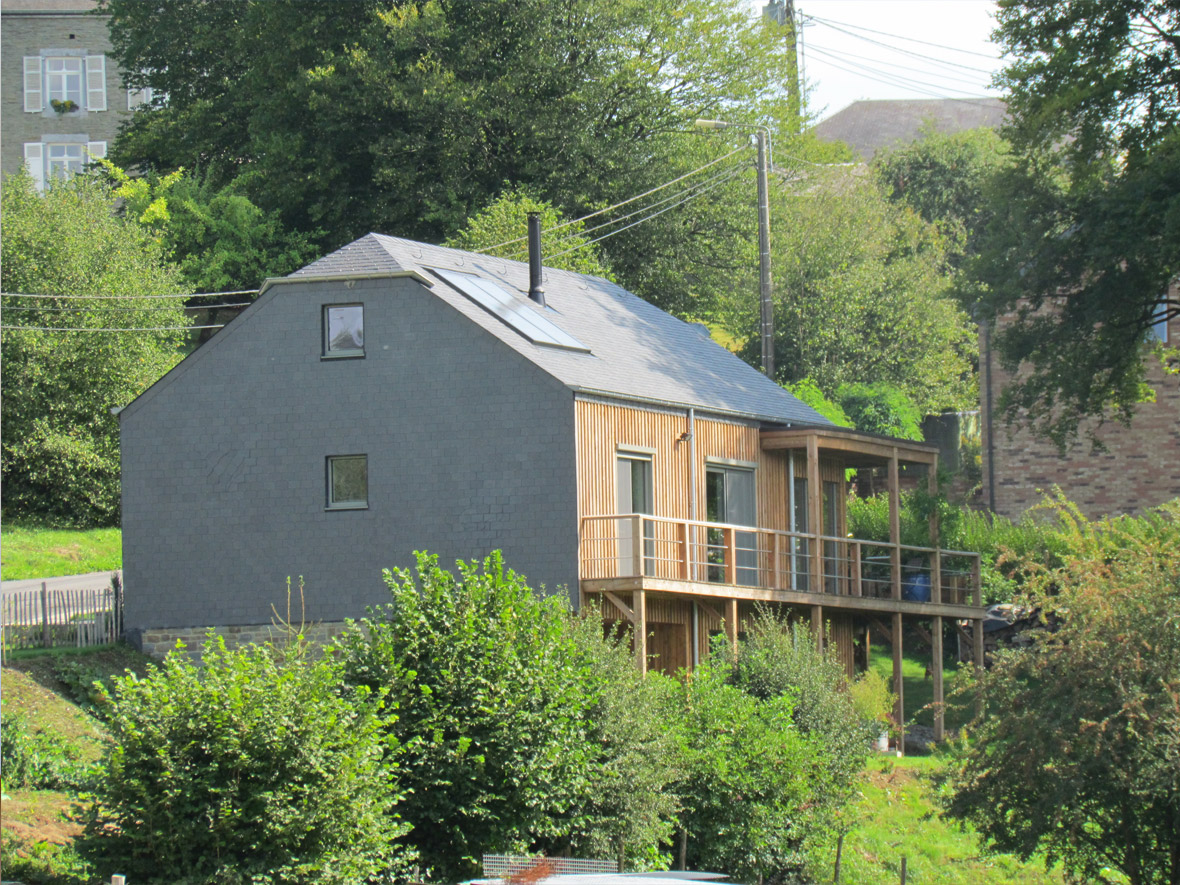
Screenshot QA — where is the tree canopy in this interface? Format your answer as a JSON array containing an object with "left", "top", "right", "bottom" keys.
[
  {"left": 962, "top": 0, "right": 1179, "bottom": 446},
  {"left": 100, "top": 0, "right": 799, "bottom": 322},
  {"left": 1, "top": 172, "right": 189, "bottom": 525}
]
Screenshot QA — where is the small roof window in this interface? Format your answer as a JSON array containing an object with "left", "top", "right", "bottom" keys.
[{"left": 431, "top": 268, "right": 590, "bottom": 353}]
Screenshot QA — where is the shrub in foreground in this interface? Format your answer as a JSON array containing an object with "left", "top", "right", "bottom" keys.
[{"left": 87, "top": 638, "right": 409, "bottom": 884}]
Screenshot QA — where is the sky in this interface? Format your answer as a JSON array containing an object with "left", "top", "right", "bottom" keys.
[{"left": 763, "top": 0, "right": 1008, "bottom": 121}]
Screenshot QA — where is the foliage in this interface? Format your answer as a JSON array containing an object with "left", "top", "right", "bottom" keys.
[
  {"left": 445, "top": 188, "right": 613, "bottom": 278},
  {"left": 875, "top": 126, "right": 1012, "bottom": 258},
  {"left": 835, "top": 382, "right": 923, "bottom": 440},
  {"left": 103, "top": 161, "right": 318, "bottom": 293},
  {"left": 785, "top": 377, "right": 851, "bottom": 427},
  {"left": 847, "top": 668, "right": 896, "bottom": 732},
  {"left": 806, "top": 756, "right": 1066, "bottom": 884},
  {"left": 87, "top": 637, "right": 407, "bottom": 884},
  {"left": 337, "top": 552, "right": 606, "bottom": 882},
  {"left": 1, "top": 830, "right": 94, "bottom": 885},
  {"left": 672, "top": 654, "right": 821, "bottom": 883},
  {"left": 724, "top": 166, "right": 976, "bottom": 415},
  {"left": 947, "top": 499, "right": 1180, "bottom": 884},
  {"left": 0, "top": 171, "right": 188, "bottom": 527},
  {"left": 0, "top": 711, "right": 94, "bottom": 791},
  {"left": 100, "top": 0, "right": 802, "bottom": 321},
  {"left": 0, "top": 523, "right": 122, "bottom": 580},
  {"left": 733, "top": 613, "right": 877, "bottom": 806},
  {"left": 961, "top": 0, "right": 1180, "bottom": 446}
]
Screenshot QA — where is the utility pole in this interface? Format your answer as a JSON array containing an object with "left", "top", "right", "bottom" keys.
[
  {"left": 696, "top": 119, "right": 774, "bottom": 379},
  {"left": 764, "top": 0, "right": 801, "bottom": 128}
]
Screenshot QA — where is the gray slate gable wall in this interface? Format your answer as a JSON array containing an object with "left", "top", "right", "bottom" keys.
[{"left": 121, "top": 274, "right": 578, "bottom": 634}]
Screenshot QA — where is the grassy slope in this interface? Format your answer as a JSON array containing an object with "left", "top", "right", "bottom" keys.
[
  {"left": 868, "top": 639, "right": 972, "bottom": 733},
  {"left": 809, "top": 756, "right": 1064, "bottom": 884},
  {"left": 0, "top": 525, "right": 122, "bottom": 581}
]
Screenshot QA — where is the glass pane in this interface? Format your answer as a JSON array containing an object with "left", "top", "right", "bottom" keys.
[
  {"left": 725, "top": 469, "right": 756, "bottom": 527},
  {"left": 326, "top": 305, "right": 363, "bottom": 352},
  {"left": 330, "top": 456, "right": 367, "bottom": 505}
]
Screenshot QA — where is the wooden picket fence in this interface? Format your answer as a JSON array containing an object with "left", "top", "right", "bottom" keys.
[{"left": 1, "top": 580, "right": 123, "bottom": 658}]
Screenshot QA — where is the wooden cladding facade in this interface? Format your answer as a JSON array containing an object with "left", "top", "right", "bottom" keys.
[{"left": 574, "top": 396, "right": 846, "bottom": 533}]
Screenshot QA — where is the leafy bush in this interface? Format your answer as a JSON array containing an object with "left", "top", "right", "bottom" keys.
[
  {"left": 337, "top": 552, "right": 608, "bottom": 882},
  {"left": 54, "top": 659, "right": 116, "bottom": 717},
  {"left": 673, "top": 654, "right": 821, "bottom": 883},
  {"left": 733, "top": 613, "right": 877, "bottom": 815},
  {"left": 785, "top": 378, "right": 851, "bottom": 427},
  {"left": 1, "top": 830, "right": 94, "bottom": 885},
  {"left": 836, "top": 382, "right": 923, "bottom": 440},
  {"left": 947, "top": 499, "right": 1180, "bottom": 884},
  {"left": 87, "top": 637, "right": 408, "bottom": 884},
  {"left": 0, "top": 711, "right": 94, "bottom": 791}
]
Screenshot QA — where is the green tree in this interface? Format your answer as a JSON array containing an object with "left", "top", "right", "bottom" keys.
[
  {"left": 724, "top": 167, "right": 976, "bottom": 415},
  {"left": 88, "top": 638, "right": 409, "bottom": 884},
  {"left": 1, "top": 172, "right": 189, "bottom": 526},
  {"left": 337, "top": 552, "right": 648, "bottom": 881},
  {"left": 445, "top": 189, "right": 613, "bottom": 279},
  {"left": 875, "top": 126, "right": 1011, "bottom": 258},
  {"left": 835, "top": 381, "right": 924, "bottom": 440},
  {"left": 947, "top": 499, "right": 1180, "bottom": 884},
  {"left": 961, "top": 0, "right": 1180, "bottom": 446}
]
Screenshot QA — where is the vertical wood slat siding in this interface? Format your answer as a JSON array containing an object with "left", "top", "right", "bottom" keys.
[{"left": 576, "top": 398, "right": 806, "bottom": 532}]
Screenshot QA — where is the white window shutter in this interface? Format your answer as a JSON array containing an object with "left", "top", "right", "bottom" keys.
[
  {"left": 24, "top": 57, "right": 43, "bottom": 112},
  {"left": 86, "top": 141, "right": 108, "bottom": 164},
  {"left": 86, "top": 55, "right": 107, "bottom": 111},
  {"left": 24, "top": 143, "right": 45, "bottom": 190}
]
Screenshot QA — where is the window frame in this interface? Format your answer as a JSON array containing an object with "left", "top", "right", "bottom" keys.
[
  {"left": 322, "top": 303, "right": 365, "bottom": 359},
  {"left": 325, "top": 454, "right": 368, "bottom": 511}
]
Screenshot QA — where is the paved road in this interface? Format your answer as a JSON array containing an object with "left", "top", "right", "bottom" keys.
[{"left": 1, "top": 570, "right": 121, "bottom": 597}]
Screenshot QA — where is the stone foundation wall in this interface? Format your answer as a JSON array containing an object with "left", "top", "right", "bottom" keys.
[{"left": 135, "top": 620, "right": 353, "bottom": 661}]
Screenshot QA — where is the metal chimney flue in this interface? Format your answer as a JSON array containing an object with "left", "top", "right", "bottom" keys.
[{"left": 527, "top": 213, "right": 546, "bottom": 307}]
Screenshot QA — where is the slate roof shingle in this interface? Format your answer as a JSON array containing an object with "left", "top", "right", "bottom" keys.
[
  {"left": 291, "top": 234, "right": 830, "bottom": 427},
  {"left": 811, "top": 97, "right": 1007, "bottom": 162}
]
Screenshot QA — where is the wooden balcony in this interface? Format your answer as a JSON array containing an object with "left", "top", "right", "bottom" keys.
[{"left": 579, "top": 513, "right": 983, "bottom": 620}]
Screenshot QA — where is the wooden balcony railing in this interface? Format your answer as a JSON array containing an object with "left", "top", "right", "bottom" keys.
[{"left": 579, "top": 514, "right": 982, "bottom": 608}]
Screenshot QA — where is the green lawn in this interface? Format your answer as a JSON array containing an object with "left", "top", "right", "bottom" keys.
[
  {"left": 869, "top": 634, "right": 972, "bottom": 733},
  {"left": 0, "top": 524, "right": 122, "bottom": 581},
  {"left": 807, "top": 755, "right": 1065, "bottom": 884}
]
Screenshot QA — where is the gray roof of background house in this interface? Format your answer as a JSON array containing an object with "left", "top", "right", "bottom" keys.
[
  {"left": 289, "top": 234, "right": 830, "bottom": 427},
  {"left": 812, "top": 97, "right": 1007, "bottom": 162}
]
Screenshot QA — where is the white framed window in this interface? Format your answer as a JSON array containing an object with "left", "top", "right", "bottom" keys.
[
  {"left": 24, "top": 54, "right": 106, "bottom": 113},
  {"left": 322, "top": 304, "right": 364, "bottom": 358},
  {"left": 326, "top": 455, "right": 368, "bottom": 510},
  {"left": 127, "top": 85, "right": 163, "bottom": 110},
  {"left": 1150, "top": 299, "right": 1171, "bottom": 344},
  {"left": 23, "top": 139, "right": 106, "bottom": 191}
]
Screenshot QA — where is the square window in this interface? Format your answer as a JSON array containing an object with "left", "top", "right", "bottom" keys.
[
  {"left": 46, "top": 57, "right": 83, "bottom": 105},
  {"left": 327, "top": 455, "right": 367, "bottom": 509},
  {"left": 323, "top": 304, "right": 364, "bottom": 357}
]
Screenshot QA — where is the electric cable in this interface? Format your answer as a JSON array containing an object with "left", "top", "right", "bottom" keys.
[
  {"left": 0, "top": 289, "right": 257, "bottom": 301},
  {"left": 2, "top": 324, "right": 224, "bottom": 332},
  {"left": 804, "top": 13, "right": 1002, "bottom": 61}
]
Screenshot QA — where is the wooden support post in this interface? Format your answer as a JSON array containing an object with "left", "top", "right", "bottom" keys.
[
  {"left": 893, "top": 611, "right": 905, "bottom": 755},
  {"left": 851, "top": 542, "right": 863, "bottom": 597},
  {"left": 771, "top": 532, "right": 781, "bottom": 590},
  {"left": 932, "top": 616, "right": 945, "bottom": 743},
  {"left": 807, "top": 435, "right": 823, "bottom": 595},
  {"left": 631, "top": 515, "right": 644, "bottom": 577},
  {"left": 723, "top": 527, "right": 737, "bottom": 586},
  {"left": 971, "top": 555, "right": 982, "bottom": 608},
  {"left": 973, "top": 615, "right": 985, "bottom": 717},
  {"left": 889, "top": 449, "right": 902, "bottom": 601},
  {"left": 677, "top": 521, "right": 690, "bottom": 581},
  {"left": 41, "top": 582, "right": 49, "bottom": 648},
  {"left": 811, "top": 604, "right": 824, "bottom": 652},
  {"left": 726, "top": 598, "right": 739, "bottom": 661},
  {"left": 634, "top": 589, "right": 647, "bottom": 675}
]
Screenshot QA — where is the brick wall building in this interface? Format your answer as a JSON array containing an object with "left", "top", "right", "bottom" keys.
[
  {"left": 1, "top": 0, "right": 138, "bottom": 185},
  {"left": 980, "top": 296, "right": 1180, "bottom": 520}
]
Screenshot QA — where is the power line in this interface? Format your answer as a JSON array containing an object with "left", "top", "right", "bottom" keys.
[
  {"left": 509, "top": 161, "right": 749, "bottom": 258},
  {"left": 546, "top": 165, "right": 745, "bottom": 260},
  {"left": 472, "top": 145, "right": 753, "bottom": 255},
  {"left": 805, "top": 45, "right": 1001, "bottom": 104},
  {"left": 804, "top": 13, "right": 1002, "bottom": 61},
  {"left": 2, "top": 324, "right": 223, "bottom": 332},
  {"left": 807, "top": 40, "right": 992, "bottom": 90},
  {"left": 3, "top": 302, "right": 253, "bottom": 313},
  {"left": 1, "top": 289, "right": 257, "bottom": 301},
  {"left": 809, "top": 19, "right": 999, "bottom": 77}
]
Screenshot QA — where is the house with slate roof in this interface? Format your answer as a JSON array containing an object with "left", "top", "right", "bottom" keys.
[{"left": 120, "top": 232, "right": 986, "bottom": 750}]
